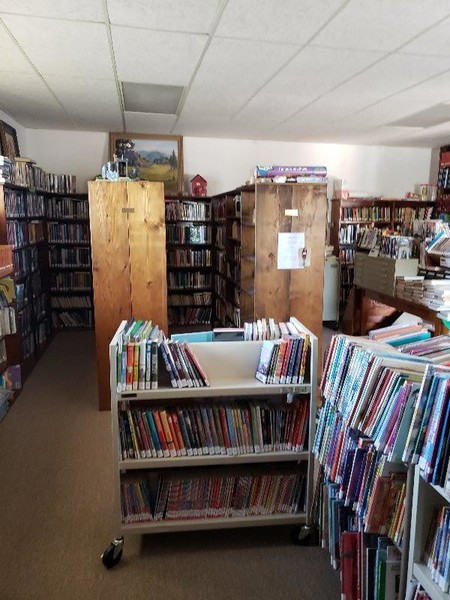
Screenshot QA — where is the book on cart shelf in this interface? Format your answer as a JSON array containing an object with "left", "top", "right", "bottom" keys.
[{"left": 101, "top": 315, "right": 318, "bottom": 568}]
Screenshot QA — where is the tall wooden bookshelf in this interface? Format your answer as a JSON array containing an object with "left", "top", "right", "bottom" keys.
[
  {"left": 88, "top": 180, "right": 168, "bottom": 411},
  {"left": 1, "top": 184, "right": 51, "bottom": 379},
  {"left": 330, "top": 196, "right": 435, "bottom": 318},
  {"left": 46, "top": 192, "right": 93, "bottom": 330},
  {"left": 165, "top": 196, "right": 213, "bottom": 332},
  {"left": 102, "top": 317, "right": 318, "bottom": 567},
  {"left": 213, "top": 183, "right": 327, "bottom": 363}
]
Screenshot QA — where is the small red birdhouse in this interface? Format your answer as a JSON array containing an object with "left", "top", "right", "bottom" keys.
[{"left": 191, "top": 174, "right": 207, "bottom": 197}]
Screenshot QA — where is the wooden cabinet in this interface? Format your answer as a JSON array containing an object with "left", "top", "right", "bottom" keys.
[
  {"left": 88, "top": 181, "right": 167, "bottom": 410},
  {"left": 213, "top": 183, "right": 327, "bottom": 362}
]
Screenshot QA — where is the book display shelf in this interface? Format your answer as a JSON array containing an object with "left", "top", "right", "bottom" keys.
[
  {"left": 212, "top": 189, "right": 247, "bottom": 327},
  {"left": 46, "top": 192, "right": 93, "bottom": 330},
  {"left": 314, "top": 334, "right": 450, "bottom": 600},
  {"left": 165, "top": 196, "right": 213, "bottom": 332},
  {"left": 408, "top": 466, "right": 450, "bottom": 600},
  {"left": 330, "top": 197, "right": 435, "bottom": 318},
  {"left": 0, "top": 244, "right": 19, "bottom": 419},
  {"left": 1, "top": 183, "right": 50, "bottom": 377},
  {"left": 436, "top": 145, "right": 450, "bottom": 220},
  {"left": 102, "top": 317, "right": 318, "bottom": 568}
]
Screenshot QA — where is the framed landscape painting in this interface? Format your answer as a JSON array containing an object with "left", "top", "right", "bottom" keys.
[
  {"left": 0, "top": 120, "right": 20, "bottom": 159},
  {"left": 109, "top": 132, "right": 183, "bottom": 195}
]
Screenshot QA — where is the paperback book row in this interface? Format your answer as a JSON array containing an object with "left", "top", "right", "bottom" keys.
[
  {"left": 255, "top": 333, "right": 310, "bottom": 385},
  {"left": 50, "top": 271, "right": 92, "bottom": 292},
  {"left": 320, "top": 335, "right": 450, "bottom": 480},
  {"left": 118, "top": 398, "right": 309, "bottom": 460},
  {"left": 340, "top": 206, "right": 391, "bottom": 222},
  {"left": 120, "top": 465, "right": 306, "bottom": 523},
  {"left": 50, "top": 295, "right": 92, "bottom": 309},
  {"left": 47, "top": 222, "right": 89, "bottom": 244},
  {"left": 167, "top": 271, "right": 211, "bottom": 290},
  {"left": 168, "top": 291, "right": 211, "bottom": 307},
  {"left": 0, "top": 155, "right": 76, "bottom": 193},
  {"left": 52, "top": 311, "right": 93, "bottom": 329},
  {"left": 48, "top": 246, "right": 91, "bottom": 268},
  {"left": 165, "top": 200, "right": 211, "bottom": 222},
  {"left": 168, "top": 306, "right": 212, "bottom": 326},
  {"left": 368, "top": 321, "right": 431, "bottom": 348},
  {"left": 4, "top": 189, "right": 44, "bottom": 218},
  {"left": 46, "top": 196, "right": 88, "bottom": 220},
  {"left": 166, "top": 224, "right": 211, "bottom": 245},
  {"left": 317, "top": 478, "right": 402, "bottom": 600},
  {"left": 115, "top": 319, "right": 209, "bottom": 392},
  {"left": 167, "top": 248, "right": 212, "bottom": 267},
  {"left": 421, "top": 504, "right": 450, "bottom": 593},
  {"left": 314, "top": 404, "right": 407, "bottom": 543}
]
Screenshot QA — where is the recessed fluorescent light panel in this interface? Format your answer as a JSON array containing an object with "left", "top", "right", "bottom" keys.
[{"left": 122, "top": 82, "right": 184, "bottom": 115}]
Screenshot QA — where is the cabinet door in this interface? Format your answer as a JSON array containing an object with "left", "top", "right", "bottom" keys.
[
  {"left": 254, "top": 184, "right": 327, "bottom": 366},
  {"left": 127, "top": 182, "right": 168, "bottom": 332},
  {"left": 89, "top": 181, "right": 132, "bottom": 410}
]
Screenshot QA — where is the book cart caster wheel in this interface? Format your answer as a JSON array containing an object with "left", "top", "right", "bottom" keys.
[
  {"left": 101, "top": 537, "right": 124, "bottom": 569},
  {"left": 291, "top": 525, "right": 311, "bottom": 545}
]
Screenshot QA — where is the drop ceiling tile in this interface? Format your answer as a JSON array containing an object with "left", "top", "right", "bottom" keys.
[
  {"left": 313, "top": 0, "right": 450, "bottom": 52},
  {"left": 2, "top": 16, "right": 114, "bottom": 78},
  {"left": 0, "top": 0, "right": 104, "bottom": 21},
  {"left": 112, "top": 26, "right": 207, "bottom": 86},
  {"left": 0, "top": 71, "right": 73, "bottom": 129},
  {"left": 124, "top": 111, "right": 177, "bottom": 134},
  {"left": 45, "top": 76, "right": 123, "bottom": 131},
  {"left": 265, "top": 46, "right": 386, "bottom": 97},
  {"left": 108, "top": 0, "right": 221, "bottom": 33},
  {"left": 0, "top": 22, "right": 34, "bottom": 73},
  {"left": 400, "top": 16, "right": 450, "bottom": 57},
  {"left": 216, "top": 0, "right": 348, "bottom": 44},
  {"left": 180, "top": 37, "right": 299, "bottom": 118}
]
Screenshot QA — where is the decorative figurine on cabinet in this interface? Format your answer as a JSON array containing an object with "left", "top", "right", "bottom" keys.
[{"left": 191, "top": 174, "right": 207, "bottom": 197}]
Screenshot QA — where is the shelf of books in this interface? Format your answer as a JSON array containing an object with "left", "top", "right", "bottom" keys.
[
  {"left": 0, "top": 244, "right": 21, "bottom": 420},
  {"left": 330, "top": 197, "right": 435, "bottom": 319},
  {"left": 314, "top": 331, "right": 450, "bottom": 600},
  {"left": 165, "top": 197, "right": 213, "bottom": 332},
  {"left": 102, "top": 316, "right": 317, "bottom": 567},
  {"left": 46, "top": 194, "right": 93, "bottom": 330}
]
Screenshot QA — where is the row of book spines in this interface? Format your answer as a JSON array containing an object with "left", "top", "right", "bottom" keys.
[
  {"left": 121, "top": 471, "right": 305, "bottom": 523},
  {"left": 256, "top": 336, "right": 309, "bottom": 385},
  {"left": 160, "top": 340, "right": 209, "bottom": 388},
  {"left": 119, "top": 402, "right": 309, "bottom": 460},
  {"left": 315, "top": 411, "right": 406, "bottom": 538},
  {"left": 423, "top": 505, "right": 450, "bottom": 592},
  {"left": 117, "top": 339, "right": 159, "bottom": 392}
]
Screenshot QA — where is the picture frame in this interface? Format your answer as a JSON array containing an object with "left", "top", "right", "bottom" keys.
[
  {"left": 109, "top": 132, "right": 183, "bottom": 195},
  {"left": 0, "top": 120, "right": 20, "bottom": 159}
]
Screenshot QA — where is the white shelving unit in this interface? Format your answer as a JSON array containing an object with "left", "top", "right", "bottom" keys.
[
  {"left": 102, "top": 319, "right": 318, "bottom": 567},
  {"left": 408, "top": 465, "right": 450, "bottom": 600}
]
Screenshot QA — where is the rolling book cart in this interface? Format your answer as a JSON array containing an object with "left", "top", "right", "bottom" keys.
[{"left": 101, "top": 317, "right": 318, "bottom": 568}]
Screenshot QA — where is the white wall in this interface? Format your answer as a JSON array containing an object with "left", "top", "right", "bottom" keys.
[{"left": 22, "top": 128, "right": 433, "bottom": 197}]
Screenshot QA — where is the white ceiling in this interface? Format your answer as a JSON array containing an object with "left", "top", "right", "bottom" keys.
[{"left": 1, "top": 0, "right": 450, "bottom": 147}]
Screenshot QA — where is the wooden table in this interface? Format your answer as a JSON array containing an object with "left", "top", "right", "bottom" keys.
[{"left": 346, "top": 287, "right": 450, "bottom": 336}]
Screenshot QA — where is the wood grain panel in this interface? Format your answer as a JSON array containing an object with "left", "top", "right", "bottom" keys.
[
  {"left": 289, "top": 184, "right": 327, "bottom": 370},
  {"left": 88, "top": 180, "right": 132, "bottom": 410},
  {"left": 254, "top": 184, "right": 292, "bottom": 322},
  {"left": 127, "top": 181, "right": 168, "bottom": 333}
]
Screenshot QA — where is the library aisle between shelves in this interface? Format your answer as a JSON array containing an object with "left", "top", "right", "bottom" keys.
[{"left": 0, "top": 328, "right": 340, "bottom": 600}]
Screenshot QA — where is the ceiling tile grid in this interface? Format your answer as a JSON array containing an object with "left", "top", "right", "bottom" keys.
[{"left": 0, "top": 0, "right": 449, "bottom": 145}]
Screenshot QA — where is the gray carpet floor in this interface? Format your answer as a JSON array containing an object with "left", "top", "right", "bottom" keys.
[{"left": 0, "top": 331, "right": 340, "bottom": 600}]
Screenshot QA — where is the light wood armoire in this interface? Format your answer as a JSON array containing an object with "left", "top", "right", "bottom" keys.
[{"left": 88, "top": 180, "right": 167, "bottom": 410}]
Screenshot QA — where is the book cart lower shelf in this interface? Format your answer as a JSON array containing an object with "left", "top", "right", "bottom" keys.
[
  {"left": 101, "top": 320, "right": 318, "bottom": 568},
  {"left": 408, "top": 465, "right": 450, "bottom": 600}
]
